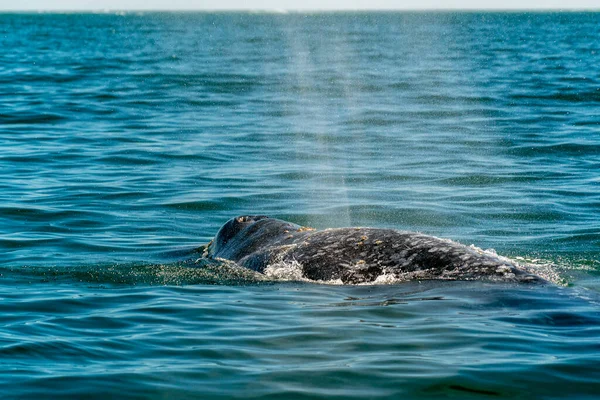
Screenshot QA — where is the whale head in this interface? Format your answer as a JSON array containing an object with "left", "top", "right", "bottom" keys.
[
  {"left": 208, "top": 215, "right": 269, "bottom": 257},
  {"left": 207, "top": 215, "right": 303, "bottom": 262}
]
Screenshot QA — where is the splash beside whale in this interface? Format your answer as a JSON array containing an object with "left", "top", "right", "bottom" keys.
[{"left": 203, "top": 215, "right": 545, "bottom": 284}]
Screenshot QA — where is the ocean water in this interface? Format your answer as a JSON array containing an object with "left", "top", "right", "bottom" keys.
[{"left": 1, "top": 11, "right": 599, "bottom": 399}]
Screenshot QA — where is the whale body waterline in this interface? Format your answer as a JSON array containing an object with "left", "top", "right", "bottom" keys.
[{"left": 203, "top": 216, "right": 545, "bottom": 284}]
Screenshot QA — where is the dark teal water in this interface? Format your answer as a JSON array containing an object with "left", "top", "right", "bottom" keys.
[{"left": 1, "top": 11, "right": 600, "bottom": 399}]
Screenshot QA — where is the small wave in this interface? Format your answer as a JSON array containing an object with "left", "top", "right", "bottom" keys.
[
  {"left": 0, "top": 112, "right": 66, "bottom": 125},
  {"left": 510, "top": 89, "right": 600, "bottom": 103}
]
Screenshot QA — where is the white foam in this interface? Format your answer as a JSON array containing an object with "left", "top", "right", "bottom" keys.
[
  {"left": 263, "top": 258, "right": 308, "bottom": 282},
  {"left": 466, "top": 247, "right": 565, "bottom": 285}
]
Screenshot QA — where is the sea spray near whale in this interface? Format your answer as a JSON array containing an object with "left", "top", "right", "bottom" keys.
[{"left": 203, "top": 216, "right": 545, "bottom": 284}]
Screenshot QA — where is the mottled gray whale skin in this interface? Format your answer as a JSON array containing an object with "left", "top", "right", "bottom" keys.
[{"left": 205, "top": 215, "right": 544, "bottom": 284}]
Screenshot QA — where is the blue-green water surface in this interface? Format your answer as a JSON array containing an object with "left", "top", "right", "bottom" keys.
[{"left": 1, "top": 11, "right": 599, "bottom": 399}]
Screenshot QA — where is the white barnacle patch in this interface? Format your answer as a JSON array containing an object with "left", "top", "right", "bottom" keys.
[
  {"left": 496, "top": 265, "right": 514, "bottom": 277},
  {"left": 495, "top": 265, "right": 512, "bottom": 274}
]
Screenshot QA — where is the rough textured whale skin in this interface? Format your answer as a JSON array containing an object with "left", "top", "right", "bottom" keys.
[{"left": 205, "top": 215, "right": 545, "bottom": 284}]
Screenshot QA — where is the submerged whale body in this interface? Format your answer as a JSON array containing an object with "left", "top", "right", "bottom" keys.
[{"left": 205, "top": 215, "right": 544, "bottom": 284}]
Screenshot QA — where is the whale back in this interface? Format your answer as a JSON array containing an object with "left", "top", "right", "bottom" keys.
[{"left": 206, "top": 216, "right": 545, "bottom": 284}]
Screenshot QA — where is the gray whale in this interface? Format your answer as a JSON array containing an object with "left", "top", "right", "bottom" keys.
[{"left": 204, "top": 215, "right": 544, "bottom": 284}]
